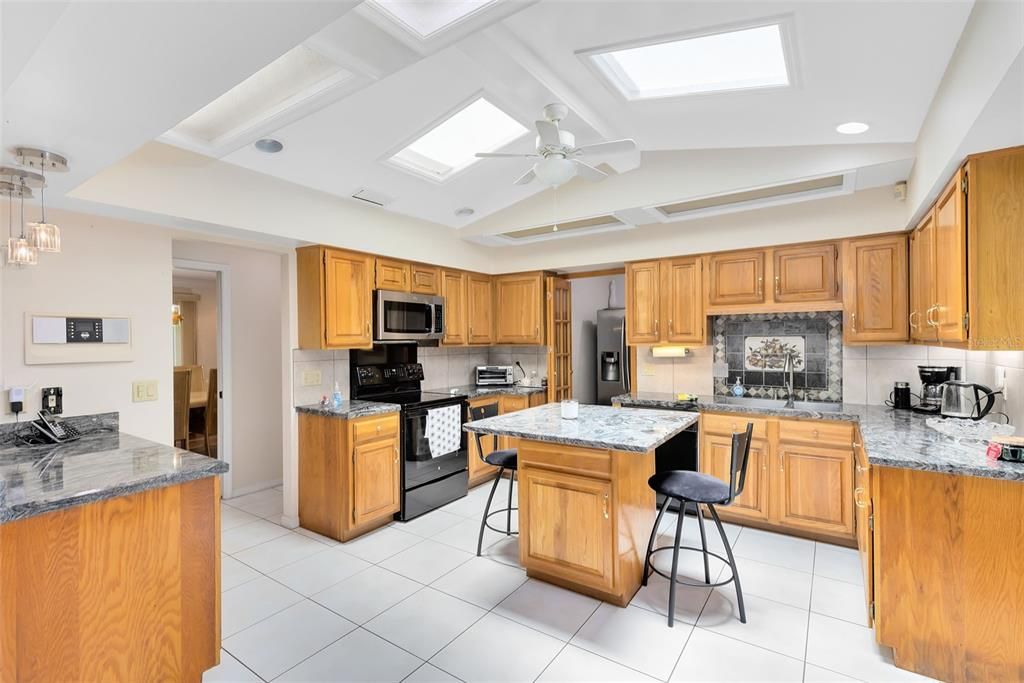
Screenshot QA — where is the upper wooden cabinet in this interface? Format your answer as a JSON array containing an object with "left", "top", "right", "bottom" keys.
[
  {"left": 625, "top": 260, "right": 661, "bottom": 344},
  {"left": 665, "top": 257, "right": 705, "bottom": 344},
  {"left": 495, "top": 272, "right": 545, "bottom": 345},
  {"left": 297, "top": 246, "right": 374, "bottom": 349},
  {"left": 842, "top": 234, "right": 909, "bottom": 343},
  {"left": 375, "top": 257, "right": 410, "bottom": 292},
  {"left": 773, "top": 243, "right": 839, "bottom": 303},
  {"left": 410, "top": 264, "right": 440, "bottom": 295},
  {"left": 467, "top": 274, "right": 494, "bottom": 345},
  {"left": 909, "top": 213, "right": 937, "bottom": 342},
  {"left": 441, "top": 270, "right": 467, "bottom": 345},
  {"left": 933, "top": 169, "right": 969, "bottom": 343},
  {"left": 708, "top": 250, "right": 766, "bottom": 306}
]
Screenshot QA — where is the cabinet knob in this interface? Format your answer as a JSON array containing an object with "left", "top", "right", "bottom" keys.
[
  {"left": 376, "top": 425, "right": 382, "bottom": 433},
  {"left": 812, "top": 429, "right": 820, "bottom": 438}
]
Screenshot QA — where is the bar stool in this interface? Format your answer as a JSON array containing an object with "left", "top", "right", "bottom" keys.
[
  {"left": 642, "top": 423, "right": 753, "bottom": 627},
  {"left": 472, "top": 432, "right": 518, "bottom": 556}
]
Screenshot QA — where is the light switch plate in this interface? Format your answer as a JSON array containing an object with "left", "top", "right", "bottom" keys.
[
  {"left": 302, "top": 369, "right": 323, "bottom": 387},
  {"left": 132, "top": 380, "right": 158, "bottom": 402}
]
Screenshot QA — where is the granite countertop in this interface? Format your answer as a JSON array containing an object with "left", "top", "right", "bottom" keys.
[
  {"left": 613, "top": 392, "right": 1024, "bottom": 481},
  {"left": 0, "top": 427, "right": 228, "bottom": 524},
  {"left": 427, "top": 384, "right": 547, "bottom": 399},
  {"left": 464, "top": 403, "right": 699, "bottom": 453},
  {"left": 296, "top": 400, "right": 401, "bottom": 419}
]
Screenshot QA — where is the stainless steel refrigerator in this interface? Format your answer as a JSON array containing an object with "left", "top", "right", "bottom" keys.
[{"left": 596, "top": 308, "right": 630, "bottom": 405}]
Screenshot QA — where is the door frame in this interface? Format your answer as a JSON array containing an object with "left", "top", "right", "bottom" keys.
[{"left": 173, "top": 258, "right": 233, "bottom": 499}]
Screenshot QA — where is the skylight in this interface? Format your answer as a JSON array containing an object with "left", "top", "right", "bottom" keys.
[
  {"left": 585, "top": 23, "right": 791, "bottom": 100},
  {"left": 389, "top": 97, "right": 528, "bottom": 182},
  {"left": 369, "top": 0, "right": 497, "bottom": 38}
]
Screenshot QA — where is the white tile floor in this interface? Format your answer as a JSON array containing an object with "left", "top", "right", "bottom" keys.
[{"left": 207, "top": 485, "right": 935, "bottom": 683}]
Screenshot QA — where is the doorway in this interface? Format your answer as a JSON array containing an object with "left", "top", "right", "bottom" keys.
[
  {"left": 569, "top": 272, "right": 626, "bottom": 405},
  {"left": 172, "top": 258, "right": 232, "bottom": 497}
]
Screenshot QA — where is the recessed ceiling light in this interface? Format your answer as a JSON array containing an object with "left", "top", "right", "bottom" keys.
[
  {"left": 389, "top": 97, "right": 528, "bottom": 182},
  {"left": 254, "top": 138, "right": 284, "bottom": 153},
  {"left": 836, "top": 122, "right": 869, "bottom": 135},
  {"left": 455, "top": 207, "right": 475, "bottom": 217},
  {"left": 369, "top": 0, "right": 497, "bottom": 38},
  {"left": 584, "top": 22, "right": 791, "bottom": 100}
]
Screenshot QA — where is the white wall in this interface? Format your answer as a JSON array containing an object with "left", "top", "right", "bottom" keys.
[
  {"left": 570, "top": 275, "right": 624, "bottom": 404},
  {"left": 172, "top": 239, "right": 285, "bottom": 496},
  {"left": 1, "top": 207, "right": 173, "bottom": 443}
]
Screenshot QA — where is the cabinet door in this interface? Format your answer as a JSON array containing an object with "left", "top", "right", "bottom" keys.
[
  {"left": 625, "top": 260, "right": 661, "bottom": 344},
  {"left": 854, "top": 439, "right": 874, "bottom": 625},
  {"left": 351, "top": 437, "right": 400, "bottom": 527},
  {"left": 665, "top": 257, "right": 705, "bottom": 344},
  {"left": 933, "top": 169, "right": 968, "bottom": 342},
  {"left": 842, "top": 235, "right": 909, "bottom": 343},
  {"left": 773, "top": 243, "right": 839, "bottom": 303},
  {"left": 776, "top": 443, "right": 854, "bottom": 537},
  {"left": 324, "top": 249, "right": 373, "bottom": 348},
  {"left": 467, "top": 401, "right": 500, "bottom": 483},
  {"left": 410, "top": 265, "right": 440, "bottom": 295},
  {"left": 467, "top": 274, "right": 494, "bottom": 345},
  {"left": 375, "top": 258, "right": 410, "bottom": 292},
  {"left": 498, "top": 395, "right": 530, "bottom": 450},
  {"left": 495, "top": 273, "right": 544, "bottom": 344},
  {"left": 441, "top": 270, "right": 467, "bottom": 345},
  {"left": 546, "top": 275, "right": 573, "bottom": 402},
  {"left": 699, "top": 432, "right": 770, "bottom": 521},
  {"left": 519, "top": 467, "right": 615, "bottom": 592},
  {"left": 708, "top": 250, "right": 765, "bottom": 305},
  {"left": 909, "top": 215, "right": 937, "bottom": 342}
]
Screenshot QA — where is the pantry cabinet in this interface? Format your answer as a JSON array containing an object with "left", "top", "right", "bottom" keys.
[
  {"left": 441, "top": 270, "right": 468, "bottom": 345},
  {"left": 495, "top": 272, "right": 545, "bottom": 345},
  {"left": 708, "top": 250, "right": 766, "bottom": 306},
  {"left": 297, "top": 246, "right": 374, "bottom": 349},
  {"left": 772, "top": 243, "right": 839, "bottom": 303},
  {"left": 467, "top": 274, "right": 494, "bottom": 345},
  {"left": 841, "top": 234, "right": 909, "bottom": 343}
]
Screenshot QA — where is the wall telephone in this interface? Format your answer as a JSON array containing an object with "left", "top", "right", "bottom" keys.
[{"left": 30, "top": 411, "right": 82, "bottom": 443}]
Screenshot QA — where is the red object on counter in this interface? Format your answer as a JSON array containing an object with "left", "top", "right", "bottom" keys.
[{"left": 986, "top": 442, "right": 1003, "bottom": 461}]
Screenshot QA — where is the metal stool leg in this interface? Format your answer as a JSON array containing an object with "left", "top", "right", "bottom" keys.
[
  {"left": 477, "top": 467, "right": 504, "bottom": 556},
  {"left": 709, "top": 504, "right": 745, "bottom": 623},
  {"left": 643, "top": 496, "right": 672, "bottom": 587},
  {"left": 506, "top": 469, "right": 515, "bottom": 535},
  {"left": 667, "top": 501, "right": 685, "bottom": 627},
  {"left": 695, "top": 502, "right": 711, "bottom": 584}
]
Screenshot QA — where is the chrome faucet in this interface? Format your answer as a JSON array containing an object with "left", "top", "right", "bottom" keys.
[{"left": 782, "top": 352, "right": 796, "bottom": 409}]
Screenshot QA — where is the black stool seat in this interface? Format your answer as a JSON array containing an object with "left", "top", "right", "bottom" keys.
[
  {"left": 649, "top": 470, "right": 729, "bottom": 504},
  {"left": 484, "top": 448, "right": 518, "bottom": 469}
]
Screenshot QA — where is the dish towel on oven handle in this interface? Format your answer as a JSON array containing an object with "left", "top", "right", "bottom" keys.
[{"left": 425, "top": 404, "right": 461, "bottom": 458}]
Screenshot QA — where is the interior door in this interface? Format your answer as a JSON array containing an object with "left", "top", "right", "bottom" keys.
[
  {"left": 699, "top": 432, "right": 770, "bottom": 521},
  {"left": 324, "top": 250, "right": 373, "bottom": 348},
  {"left": 773, "top": 243, "right": 839, "bottom": 303},
  {"left": 665, "top": 257, "right": 705, "bottom": 343},
  {"left": 776, "top": 443, "right": 854, "bottom": 536},
  {"left": 546, "top": 275, "right": 573, "bottom": 403},
  {"left": 933, "top": 168, "right": 968, "bottom": 342},
  {"left": 625, "top": 260, "right": 661, "bottom": 343},
  {"left": 351, "top": 437, "right": 400, "bottom": 527},
  {"left": 909, "top": 215, "right": 937, "bottom": 342},
  {"left": 708, "top": 250, "right": 765, "bottom": 305}
]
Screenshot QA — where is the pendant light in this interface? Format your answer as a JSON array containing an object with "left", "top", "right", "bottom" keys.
[
  {"left": 17, "top": 148, "right": 67, "bottom": 253},
  {"left": 6, "top": 179, "right": 38, "bottom": 266}
]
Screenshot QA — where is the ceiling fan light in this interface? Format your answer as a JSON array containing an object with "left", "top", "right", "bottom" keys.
[
  {"left": 7, "top": 237, "right": 38, "bottom": 266},
  {"left": 28, "top": 221, "right": 61, "bottom": 252},
  {"left": 534, "top": 156, "right": 575, "bottom": 187}
]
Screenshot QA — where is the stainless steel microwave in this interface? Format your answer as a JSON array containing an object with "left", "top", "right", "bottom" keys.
[{"left": 374, "top": 290, "right": 444, "bottom": 342}]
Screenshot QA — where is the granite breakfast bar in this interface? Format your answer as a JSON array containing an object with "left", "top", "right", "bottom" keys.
[
  {"left": 0, "top": 414, "right": 228, "bottom": 682},
  {"left": 464, "top": 403, "right": 698, "bottom": 606}
]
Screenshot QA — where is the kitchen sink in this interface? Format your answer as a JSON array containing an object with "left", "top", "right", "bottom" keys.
[{"left": 715, "top": 396, "right": 844, "bottom": 413}]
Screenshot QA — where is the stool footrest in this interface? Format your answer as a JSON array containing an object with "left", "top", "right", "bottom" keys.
[
  {"left": 647, "top": 545, "right": 738, "bottom": 589},
  {"left": 483, "top": 507, "right": 518, "bottom": 535}
]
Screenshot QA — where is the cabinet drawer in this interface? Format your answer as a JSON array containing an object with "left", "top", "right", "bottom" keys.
[
  {"left": 779, "top": 419, "right": 854, "bottom": 447},
  {"left": 518, "top": 440, "right": 612, "bottom": 478},
  {"left": 701, "top": 413, "right": 768, "bottom": 440},
  {"left": 501, "top": 395, "right": 529, "bottom": 413},
  {"left": 351, "top": 414, "right": 400, "bottom": 444}
]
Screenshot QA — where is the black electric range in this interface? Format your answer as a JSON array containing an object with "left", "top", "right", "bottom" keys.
[{"left": 351, "top": 347, "right": 468, "bottom": 521}]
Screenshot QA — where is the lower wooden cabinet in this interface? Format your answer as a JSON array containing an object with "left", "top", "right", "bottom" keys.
[
  {"left": 853, "top": 434, "right": 874, "bottom": 626},
  {"left": 776, "top": 442, "right": 854, "bottom": 537},
  {"left": 467, "top": 397, "right": 501, "bottom": 487},
  {"left": 699, "top": 431, "right": 770, "bottom": 522},
  {"left": 298, "top": 411, "right": 401, "bottom": 542}
]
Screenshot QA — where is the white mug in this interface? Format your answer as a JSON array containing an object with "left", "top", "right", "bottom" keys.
[{"left": 560, "top": 399, "right": 579, "bottom": 420}]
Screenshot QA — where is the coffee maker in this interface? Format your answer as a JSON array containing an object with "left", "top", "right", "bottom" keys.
[{"left": 914, "top": 365, "right": 962, "bottom": 414}]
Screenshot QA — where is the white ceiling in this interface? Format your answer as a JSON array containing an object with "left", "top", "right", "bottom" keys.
[{"left": 2, "top": 0, "right": 976, "bottom": 246}]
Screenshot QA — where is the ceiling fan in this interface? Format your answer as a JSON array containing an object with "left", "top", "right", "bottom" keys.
[{"left": 475, "top": 103, "right": 638, "bottom": 187}]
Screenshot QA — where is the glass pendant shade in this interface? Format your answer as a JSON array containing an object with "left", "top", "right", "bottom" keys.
[
  {"left": 7, "top": 236, "right": 38, "bottom": 266},
  {"left": 28, "top": 221, "right": 61, "bottom": 252}
]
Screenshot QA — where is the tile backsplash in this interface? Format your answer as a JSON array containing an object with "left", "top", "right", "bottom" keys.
[{"left": 712, "top": 312, "right": 843, "bottom": 402}]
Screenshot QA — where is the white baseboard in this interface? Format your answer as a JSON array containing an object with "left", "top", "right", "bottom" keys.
[{"left": 226, "top": 479, "right": 284, "bottom": 499}]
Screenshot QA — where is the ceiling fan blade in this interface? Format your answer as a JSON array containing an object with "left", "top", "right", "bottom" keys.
[
  {"left": 513, "top": 168, "right": 536, "bottom": 185},
  {"left": 535, "top": 120, "right": 560, "bottom": 147},
  {"left": 572, "top": 138, "right": 638, "bottom": 156},
  {"left": 572, "top": 160, "right": 608, "bottom": 182},
  {"left": 475, "top": 152, "right": 540, "bottom": 158}
]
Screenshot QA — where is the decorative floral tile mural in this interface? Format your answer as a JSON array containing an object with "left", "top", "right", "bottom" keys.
[{"left": 713, "top": 311, "right": 843, "bottom": 402}]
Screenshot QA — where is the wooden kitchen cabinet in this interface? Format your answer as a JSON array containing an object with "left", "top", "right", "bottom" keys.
[
  {"left": 441, "top": 270, "right": 468, "bottom": 345},
  {"left": 467, "top": 274, "right": 495, "bottom": 345},
  {"left": 297, "top": 246, "right": 374, "bottom": 349},
  {"left": 708, "top": 249, "right": 766, "bottom": 306},
  {"left": 853, "top": 433, "right": 874, "bottom": 626},
  {"left": 665, "top": 257, "right": 705, "bottom": 344},
  {"left": 700, "top": 431, "right": 771, "bottom": 522},
  {"left": 909, "top": 213, "right": 937, "bottom": 342},
  {"left": 298, "top": 412, "right": 401, "bottom": 542},
  {"left": 625, "top": 260, "right": 661, "bottom": 344},
  {"left": 410, "top": 264, "right": 441, "bottom": 295},
  {"left": 841, "top": 234, "right": 909, "bottom": 343},
  {"left": 773, "top": 243, "right": 839, "bottom": 303},
  {"left": 498, "top": 394, "right": 530, "bottom": 451},
  {"left": 775, "top": 442, "right": 854, "bottom": 537},
  {"left": 495, "top": 272, "right": 545, "bottom": 344},
  {"left": 467, "top": 397, "right": 501, "bottom": 486},
  {"left": 375, "top": 257, "right": 411, "bottom": 292},
  {"left": 933, "top": 169, "right": 969, "bottom": 343}
]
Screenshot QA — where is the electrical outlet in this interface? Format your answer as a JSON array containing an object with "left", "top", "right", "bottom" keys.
[
  {"left": 301, "top": 369, "right": 323, "bottom": 387},
  {"left": 132, "top": 380, "right": 159, "bottom": 402},
  {"left": 41, "top": 387, "right": 63, "bottom": 414}
]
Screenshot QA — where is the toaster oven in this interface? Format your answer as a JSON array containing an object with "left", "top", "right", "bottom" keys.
[{"left": 475, "top": 365, "right": 514, "bottom": 386}]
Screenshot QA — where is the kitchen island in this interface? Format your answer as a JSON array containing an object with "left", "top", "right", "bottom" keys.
[
  {"left": 464, "top": 403, "right": 698, "bottom": 606},
  {"left": 0, "top": 413, "right": 227, "bottom": 682}
]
